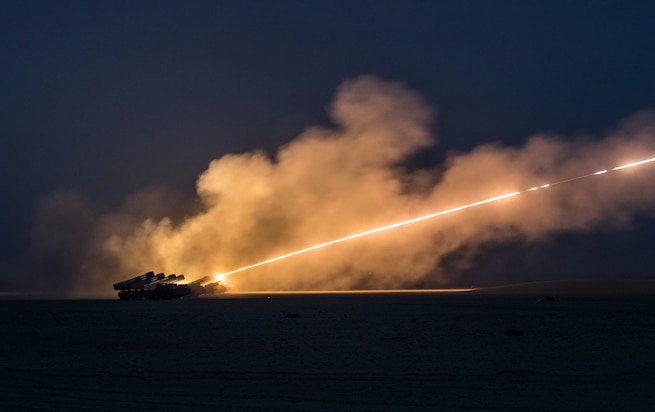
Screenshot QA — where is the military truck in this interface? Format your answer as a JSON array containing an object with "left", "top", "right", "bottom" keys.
[{"left": 113, "top": 272, "right": 226, "bottom": 300}]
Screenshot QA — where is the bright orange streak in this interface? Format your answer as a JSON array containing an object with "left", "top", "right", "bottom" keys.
[
  {"left": 215, "top": 155, "right": 655, "bottom": 281},
  {"left": 612, "top": 157, "right": 655, "bottom": 170},
  {"left": 223, "top": 289, "right": 475, "bottom": 295},
  {"left": 217, "top": 192, "right": 520, "bottom": 278}
]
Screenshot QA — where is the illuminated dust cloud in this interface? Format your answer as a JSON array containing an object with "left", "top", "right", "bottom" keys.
[
  {"left": 28, "top": 76, "right": 655, "bottom": 296},
  {"left": 215, "top": 156, "right": 655, "bottom": 285}
]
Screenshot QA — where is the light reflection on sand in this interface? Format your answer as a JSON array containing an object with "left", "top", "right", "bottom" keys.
[{"left": 223, "top": 288, "right": 475, "bottom": 295}]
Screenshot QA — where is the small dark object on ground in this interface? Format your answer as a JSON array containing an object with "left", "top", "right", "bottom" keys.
[
  {"left": 385, "top": 335, "right": 413, "bottom": 341},
  {"left": 546, "top": 296, "right": 556, "bottom": 302},
  {"left": 283, "top": 312, "right": 300, "bottom": 318},
  {"left": 497, "top": 369, "right": 547, "bottom": 376},
  {"left": 505, "top": 329, "right": 524, "bottom": 336}
]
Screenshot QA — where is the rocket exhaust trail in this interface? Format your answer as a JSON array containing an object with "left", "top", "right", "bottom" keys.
[{"left": 216, "top": 156, "right": 655, "bottom": 280}]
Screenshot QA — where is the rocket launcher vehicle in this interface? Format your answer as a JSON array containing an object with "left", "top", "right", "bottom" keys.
[{"left": 113, "top": 272, "right": 225, "bottom": 300}]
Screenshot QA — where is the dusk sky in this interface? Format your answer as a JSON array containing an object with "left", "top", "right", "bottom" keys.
[{"left": 2, "top": 1, "right": 655, "bottom": 293}]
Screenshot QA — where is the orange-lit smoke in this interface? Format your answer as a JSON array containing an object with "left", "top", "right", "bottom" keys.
[
  {"left": 26, "top": 76, "right": 655, "bottom": 296},
  {"left": 215, "top": 156, "right": 655, "bottom": 284}
]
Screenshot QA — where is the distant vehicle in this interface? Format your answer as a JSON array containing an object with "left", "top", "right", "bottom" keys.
[{"left": 113, "top": 272, "right": 226, "bottom": 300}]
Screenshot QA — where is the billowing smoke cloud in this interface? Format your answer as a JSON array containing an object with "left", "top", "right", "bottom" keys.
[{"left": 22, "top": 76, "right": 655, "bottom": 297}]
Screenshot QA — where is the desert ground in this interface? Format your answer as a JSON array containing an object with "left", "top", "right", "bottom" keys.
[{"left": 1, "top": 284, "right": 654, "bottom": 411}]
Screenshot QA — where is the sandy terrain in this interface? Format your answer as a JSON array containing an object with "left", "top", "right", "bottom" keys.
[{"left": 1, "top": 290, "right": 654, "bottom": 411}]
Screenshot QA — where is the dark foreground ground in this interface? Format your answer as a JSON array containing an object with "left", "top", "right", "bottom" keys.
[{"left": 1, "top": 292, "right": 654, "bottom": 411}]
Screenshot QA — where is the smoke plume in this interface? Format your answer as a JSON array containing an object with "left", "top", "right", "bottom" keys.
[{"left": 23, "top": 76, "right": 655, "bottom": 296}]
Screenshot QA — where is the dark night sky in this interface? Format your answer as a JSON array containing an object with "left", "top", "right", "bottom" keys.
[{"left": 2, "top": 1, "right": 655, "bottom": 288}]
